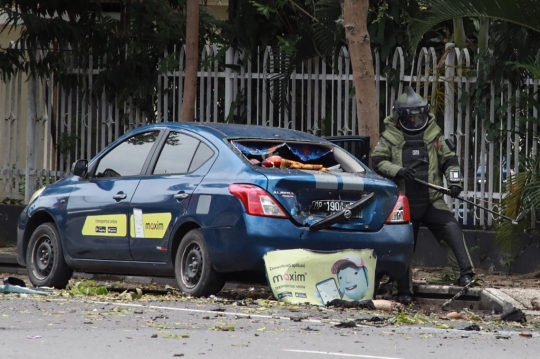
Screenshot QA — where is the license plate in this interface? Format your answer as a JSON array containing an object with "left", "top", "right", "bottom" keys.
[{"left": 310, "top": 200, "right": 362, "bottom": 217}]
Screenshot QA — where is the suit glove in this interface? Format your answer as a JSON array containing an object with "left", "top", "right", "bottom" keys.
[
  {"left": 449, "top": 185, "right": 461, "bottom": 198},
  {"left": 396, "top": 167, "right": 416, "bottom": 180}
]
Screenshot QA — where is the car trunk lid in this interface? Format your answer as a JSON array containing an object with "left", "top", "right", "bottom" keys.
[{"left": 253, "top": 167, "right": 399, "bottom": 231}]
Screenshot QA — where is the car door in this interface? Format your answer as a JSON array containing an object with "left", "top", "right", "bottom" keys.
[
  {"left": 64, "top": 130, "right": 161, "bottom": 260},
  {"left": 129, "top": 130, "right": 216, "bottom": 262}
]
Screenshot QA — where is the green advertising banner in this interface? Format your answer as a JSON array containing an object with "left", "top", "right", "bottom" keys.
[{"left": 264, "top": 248, "right": 376, "bottom": 306}]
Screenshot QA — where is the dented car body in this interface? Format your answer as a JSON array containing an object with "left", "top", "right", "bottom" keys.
[{"left": 17, "top": 122, "right": 414, "bottom": 296}]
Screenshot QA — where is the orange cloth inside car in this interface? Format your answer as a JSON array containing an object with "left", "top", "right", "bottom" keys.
[{"left": 262, "top": 155, "right": 327, "bottom": 171}]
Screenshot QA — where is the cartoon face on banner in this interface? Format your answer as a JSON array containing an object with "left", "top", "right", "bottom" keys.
[
  {"left": 263, "top": 249, "right": 376, "bottom": 306},
  {"left": 331, "top": 255, "right": 370, "bottom": 301}
]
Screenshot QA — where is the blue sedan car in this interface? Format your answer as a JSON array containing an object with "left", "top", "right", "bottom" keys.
[{"left": 17, "top": 122, "right": 414, "bottom": 296}]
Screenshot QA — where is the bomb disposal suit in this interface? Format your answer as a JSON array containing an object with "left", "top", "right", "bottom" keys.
[{"left": 372, "top": 86, "right": 475, "bottom": 299}]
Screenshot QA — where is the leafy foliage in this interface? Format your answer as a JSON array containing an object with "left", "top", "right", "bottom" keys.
[
  {"left": 222, "top": 0, "right": 426, "bottom": 126},
  {"left": 367, "top": 0, "right": 422, "bottom": 61},
  {"left": 66, "top": 280, "right": 109, "bottom": 296},
  {"left": 410, "top": 0, "right": 540, "bottom": 51},
  {"left": 0, "top": 0, "right": 223, "bottom": 114},
  {"left": 497, "top": 156, "right": 540, "bottom": 253}
]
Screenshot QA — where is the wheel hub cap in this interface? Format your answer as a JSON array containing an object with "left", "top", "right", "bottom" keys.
[
  {"left": 182, "top": 245, "right": 203, "bottom": 287},
  {"left": 36, "top": 241, "right": 52, "bottom": 271}
]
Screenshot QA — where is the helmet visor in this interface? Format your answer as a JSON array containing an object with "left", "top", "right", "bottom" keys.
[{"left": 399, "top": 113, "right": 428, "bottom": 131}]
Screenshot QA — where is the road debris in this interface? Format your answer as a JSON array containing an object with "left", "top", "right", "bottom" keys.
[
  {"left": 334, "top": 321, "right": 357, "bottom": 328},
  {"left": 0, "top": 277, "right": 51, "bottom": 295},
  {"left": 500, "top": 308, "right": 527, "bottom": 323},
  {"left": 326, "top": 299, "right": 376, "bottom": 309},
  {"left": 446, "top": 311, "right": 464, "bottom": 320},
  {"left": 326, "top": 298, "right": 401, "bottom": 312},
  {"left": 462, "top": 324, "right": 481, "bottom": 331}
]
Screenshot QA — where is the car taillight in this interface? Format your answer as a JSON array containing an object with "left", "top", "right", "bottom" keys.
[
  {"left": 229, "top": 184, "right": 289, "bottom": 218},
  {"left": 385, "top": 193, "right": 411, "bottom": 223}
]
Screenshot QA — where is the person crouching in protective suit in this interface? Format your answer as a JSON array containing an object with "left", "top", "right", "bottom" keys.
[{"left": 371, "top": 86, "right": 475, "bottom": 305}]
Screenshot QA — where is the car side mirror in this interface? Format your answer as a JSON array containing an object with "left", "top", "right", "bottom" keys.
[{"left": 72, "top": 159, "right": 88, "bottom": 177}]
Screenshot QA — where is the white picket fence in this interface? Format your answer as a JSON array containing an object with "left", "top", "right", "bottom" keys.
[{"left": 0, "top": 43, "right": 538, "bottom": 228}]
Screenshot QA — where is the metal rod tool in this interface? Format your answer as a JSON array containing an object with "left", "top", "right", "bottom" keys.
[{"left": 411, "top": 177, "right": 527, "bottom": 225}]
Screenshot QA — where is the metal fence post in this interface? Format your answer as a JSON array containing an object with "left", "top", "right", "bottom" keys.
[
  {"left": 444, "top": 43, "right": 456, "bottom": 139},
  {"left": 25, "top": 75, "right": 37, "bottom": 203},
  {"left": 224, "top": 47, "right": 234, "bottom": 120}
]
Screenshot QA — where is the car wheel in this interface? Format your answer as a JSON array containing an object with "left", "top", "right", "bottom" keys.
[
  {"left": 26, "top": 222, "right": 73, "bottom": 288},
  {"left": 373, "top": 274, "right": 391, "bottom": 296},
  {"left": 175, "top": 229, "right": 224, "bottom": 297}
]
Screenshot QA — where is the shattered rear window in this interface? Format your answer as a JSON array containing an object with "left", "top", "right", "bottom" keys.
[{"left": 231, "top": 140, "right": 365, "bottom": 173}]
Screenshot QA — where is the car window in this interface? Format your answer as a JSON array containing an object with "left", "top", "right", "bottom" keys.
[
  {"left": 153, "top": 132, "right": 212, "bottom": 175},
  {"left": 189, "top": 142, "right": 214, "bottom": 172},
  {"left": 94, "top": 131, "right": 159, "bottom": 178},
  {"left": 231, "top": 140, "right": 365, "bottom": 173}
]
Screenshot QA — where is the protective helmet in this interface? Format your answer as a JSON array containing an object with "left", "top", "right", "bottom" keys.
[{"left": 393, "top": 86, "right": 430, "bottom": 132}]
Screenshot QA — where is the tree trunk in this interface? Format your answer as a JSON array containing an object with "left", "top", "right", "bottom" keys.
[
  {"left": 180, "top": 0, "right": 199, "bottom": 123},
  {"left": 342, "top": 0, "right": 378, "bottom": 165}
]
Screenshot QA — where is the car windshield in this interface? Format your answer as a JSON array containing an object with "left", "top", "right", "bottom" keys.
[{"left": 231, "top": 140, "right": 365, "bottom": 173}]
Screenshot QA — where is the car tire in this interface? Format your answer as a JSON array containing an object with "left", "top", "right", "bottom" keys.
[
  {"left": 373, "top": 274, "right": 391, "bottom": 296},
  {"left": 26, "top": 222, "right": 73, "bottom": 288},
  {"left": 175, "top": 229, "right": 224, "bottom": 297}
]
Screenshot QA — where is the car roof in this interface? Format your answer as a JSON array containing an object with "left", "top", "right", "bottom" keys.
[{"left": 137, "top": 122, "right": 329, "bottom": 143}]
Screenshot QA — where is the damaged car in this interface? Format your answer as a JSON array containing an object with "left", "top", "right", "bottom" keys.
[{"left": 17, "top": 122, "right": 414, "bottom": 296}]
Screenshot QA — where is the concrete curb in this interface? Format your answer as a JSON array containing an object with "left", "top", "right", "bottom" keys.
[
  {"left": 2, "top": 259, "right": 539, "bottom": 317},
  {"left": 77, "top": 274, "right": 540, "bottom": 316},
  {"left": 480, "top": 288, "right": 526, "bottom": 314},
  {"left": 414, "top": 283, "right": 540, "bottom": 316}
]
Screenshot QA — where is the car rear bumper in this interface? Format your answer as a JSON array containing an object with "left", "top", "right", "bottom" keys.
[{"left": 201, "top": 217, "right": 414, "bottom": 280}]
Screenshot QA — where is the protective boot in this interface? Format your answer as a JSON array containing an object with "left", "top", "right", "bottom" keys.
[
  {"left": 392, "top": 265, "right": 414, "bottom": 304},
  {"left": 458, "top": 274, "right": 473, "bottom": 287},
  {"left": 397, "top": 293, "right": 413, "bottom": 305}
]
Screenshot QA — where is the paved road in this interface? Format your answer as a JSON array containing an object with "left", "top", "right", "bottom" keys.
[{"left": 1, "top": 292, "right": 539, "bottom": 359}]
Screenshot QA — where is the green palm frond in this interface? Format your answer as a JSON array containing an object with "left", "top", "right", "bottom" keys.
[
  {"left": 313, "top": 0, "right": 344, "bottom": 60},
  {"left": 522, "top": 157, "right": 540, "bottom": 209},
  {"left": 523, "top": 181, "right": 540, "bottom": 209},
  {"left": 267, "top": 47, "right": 295, "bottom": 117},
  {"left": 496, "top": 155, "right": 540, "bottom": 253},
  {"left": 411, "top": 0, "right": 540, "bottom": 50},
  {"left": 503, "top": 171, "right": 529, "bottom": 216},
  {"left": 508, "top": 59, "right": 540, "bottom": 80},
  {"left": 312, "top": 22, "right": 337, "bottom": 57}
]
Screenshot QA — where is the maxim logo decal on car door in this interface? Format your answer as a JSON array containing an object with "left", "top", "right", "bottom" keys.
[
  {"left": 82, "top": 215, "right": 127, "bottom": 237},
  {"left": 130, "top": 210, "right": 172, "bottom": 239}
]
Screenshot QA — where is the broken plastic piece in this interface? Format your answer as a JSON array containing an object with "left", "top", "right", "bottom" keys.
[
  {"left": 4, "top": 276, "right": 26, "bottom": 287},
  {"left": 0, "top": 284, "right": 51, "bottom": 295}
]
